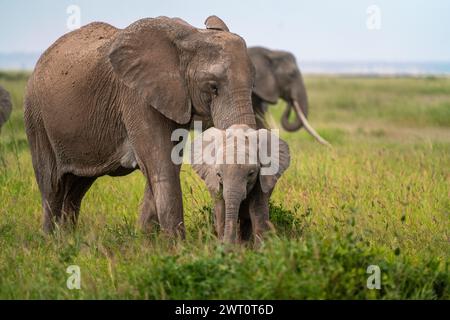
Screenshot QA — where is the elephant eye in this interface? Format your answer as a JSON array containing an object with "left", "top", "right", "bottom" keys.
[
  {"left": 248, "top": 170, "right": 256, "bottom": 177},
  {"left": 201, "top": 81, "right": 219, "bottom": 97},
  {"left": 288, "top": 70, "right": 298, "bottom": 79},
  {"left": 209, "top": 82, "right": 218, "bottom": 96}
]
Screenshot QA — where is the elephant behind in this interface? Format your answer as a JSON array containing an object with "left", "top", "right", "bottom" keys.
[
  {"left": 248, "top": 47, "right": 329, "bottom": 145},
  {"left": 0, "top": 85, "right": 12, "bottom": 133},
  {"left": 24, "top": 16, "right": 257, "bottom": 236}
]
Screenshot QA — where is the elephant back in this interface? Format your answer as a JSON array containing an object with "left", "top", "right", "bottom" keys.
[{"left": 30, "top": 22, "right": 119, "bottom": 98}]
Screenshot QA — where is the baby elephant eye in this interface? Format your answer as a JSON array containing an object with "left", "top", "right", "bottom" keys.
[{"left": 216, "top": 172, "right": 222, "bottom": 178}]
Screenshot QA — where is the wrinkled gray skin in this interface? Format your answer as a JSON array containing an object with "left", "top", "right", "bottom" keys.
[
  {"left": 0, "top": 85, "right": 12, "bottom": 133},
  {"left": 192, "top": 125, "right": 290, "bottom": 244},
  {"left": 24, "top": 16, "right": 257, "bottom": 236}
]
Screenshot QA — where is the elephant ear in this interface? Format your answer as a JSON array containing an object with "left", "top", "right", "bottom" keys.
[
  {"left": 251, "top": 53, "right": 279, "bottom": 104},
  {"left": 109, "top": 17, "right": 193, "bottom": 124},
  {"left": 191, "top": 127, "right": 224, "bottom": 195},
  {"left": 252, "top": 129, "right": 290, "bottom": 193},
  {"left": 205, "top": 15, "right": 230, "bottom": 32}
]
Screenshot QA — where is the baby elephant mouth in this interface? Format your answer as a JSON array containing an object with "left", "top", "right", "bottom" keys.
[{"left": 191, "top": 124, "right": 291, "bottom": 245}]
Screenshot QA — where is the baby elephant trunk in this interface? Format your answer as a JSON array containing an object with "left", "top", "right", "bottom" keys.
[{"left": 223, "top": 187, "right": 246, "bottom": 244}]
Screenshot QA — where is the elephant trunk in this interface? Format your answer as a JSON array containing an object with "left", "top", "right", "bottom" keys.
[
  {"left": 223, "top": 189, "right": 244, "bottom": 244},
  {"left": 281, "top": 102, "right": 303, "bottom": 132},
  {"left": 213, "top": 88, "right": 257, "bottom": 130},
  {"left": 281, "top": 80, "right": 308, "bottom": 132}
]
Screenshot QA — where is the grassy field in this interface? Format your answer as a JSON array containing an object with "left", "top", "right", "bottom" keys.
[{"left": 0, "top": 72, "right": 449, "bottom": 299}]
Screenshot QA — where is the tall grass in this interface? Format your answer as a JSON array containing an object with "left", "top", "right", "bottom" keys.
[{"left": 0, "top": 74, "right": 449, "bottom": 299}]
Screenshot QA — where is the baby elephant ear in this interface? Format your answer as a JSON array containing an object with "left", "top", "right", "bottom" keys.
[
  {"left": 109, "top": 17, "right": 193, "bottom": 124},
  {"left": 191, "top": 128, "right": 224, "bottom": 195},
  {"left": 256, "top": 129, "right": 291, "bottom": 193},
  {"left": 205, "top": 15, "right": 230, "bottom": 32}
]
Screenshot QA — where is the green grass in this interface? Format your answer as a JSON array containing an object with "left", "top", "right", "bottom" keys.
[{"left": 0, "top": 73, "right": 449, "bottom": 299}]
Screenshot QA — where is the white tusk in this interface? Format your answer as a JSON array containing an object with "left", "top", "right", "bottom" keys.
[{"left": 293, "top": 100, "right": 332, "bottom": 147}]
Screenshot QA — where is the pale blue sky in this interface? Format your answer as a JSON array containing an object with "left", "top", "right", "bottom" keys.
[{"left": 1, "top": 0, "right": 449, "bottom": 61}]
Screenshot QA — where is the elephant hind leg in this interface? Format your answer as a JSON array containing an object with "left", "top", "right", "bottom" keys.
[
  {"left": 42, "top": 174, "right": 95, "bottom": 233},
  {"left": 25, "top": 101, "right": 95, "bottom": 232},
  {"left": 42, "top": 188, "right": 64, "bottom": 233},
  {"left": 25, "top": 123, "right": 63, "bottom": 233},
  {"left": 61, "top": 175, "right": 96, "bottom": 229}
]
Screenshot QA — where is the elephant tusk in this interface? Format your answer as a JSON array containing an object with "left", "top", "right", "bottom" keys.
[{"left": 292, "top": 100, "right": 332, "bottom": 147}]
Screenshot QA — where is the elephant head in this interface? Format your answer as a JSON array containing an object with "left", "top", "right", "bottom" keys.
[
  {"left": 192, "top": 125, "right": 290, "bottom": 244},
  {"left": 248, "top": 47, "right": 329, "bottom": 145},
  {"left": 109, "top": 16, "right": 256, "bottom": 130},
  {"left": 0, "top": 85, "right": 12, "bottom": 132}
]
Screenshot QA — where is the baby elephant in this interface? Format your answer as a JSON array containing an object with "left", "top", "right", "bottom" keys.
[{"left": 192, "top": 125, "right": 290, "bottom": 244}]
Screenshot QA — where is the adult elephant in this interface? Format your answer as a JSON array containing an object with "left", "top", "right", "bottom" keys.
[
  {"left": 0, "top": 85, "right": 12, "bottom": 133},
  {"left": 248, "top": 47, "right": 329, "bottom": 145},
  {"left": 24, "top": 16, "right": 257, "bottom": 236}
]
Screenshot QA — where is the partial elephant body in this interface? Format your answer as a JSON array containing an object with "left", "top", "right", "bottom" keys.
[
  {"left": 0, "top": 85, "right": 12, "bottom": 132},
  {"left": 249, "top": 46, "right": 308, "bottom": 131},
  {"left": 24, "top": 16, "right": 257, "bottom": 235},
  {"left": 248, "top": 46, "right": 330, "bottom": 146}
]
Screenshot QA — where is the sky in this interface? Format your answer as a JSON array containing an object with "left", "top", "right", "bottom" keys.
[{"left": 0, "top": 0, "right": 449, "bottom": 62}]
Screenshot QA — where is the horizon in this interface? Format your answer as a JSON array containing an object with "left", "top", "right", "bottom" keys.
[
  {"left": 1, "top": 52, "right": 449, "bottom": 75},
  {"left": 1, "top": 1, "right": 449, "bottom": 74}
]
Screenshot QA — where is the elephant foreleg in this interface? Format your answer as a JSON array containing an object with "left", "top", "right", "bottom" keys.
[
  {"left": 149, "top": 165, "right": 184, "bottom": 238},
  {"left": 126, "top": 107, "right": 185, "bottom": 238},
  {"left": 139, "top": 182, "right": 159, "bottom": 233},
  {"left": 249, "top": 185, "right": 273, "bottom": 245},
  {"left": 213, "top": 198, "right": 225, "bottom": 239}
]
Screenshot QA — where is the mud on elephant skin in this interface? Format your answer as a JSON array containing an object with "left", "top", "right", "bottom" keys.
[
  {"left": 191, "top": 125, "right": 290, "bottom": 245},
  {"left": 248, "top": 47, "right": 330, "bottom": 146},
  {"left": 0, "top": 85, "right": 12, "bottom": 133},
  {"left": 24, "top": 16, "right": 258, "bottom": 236}
]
